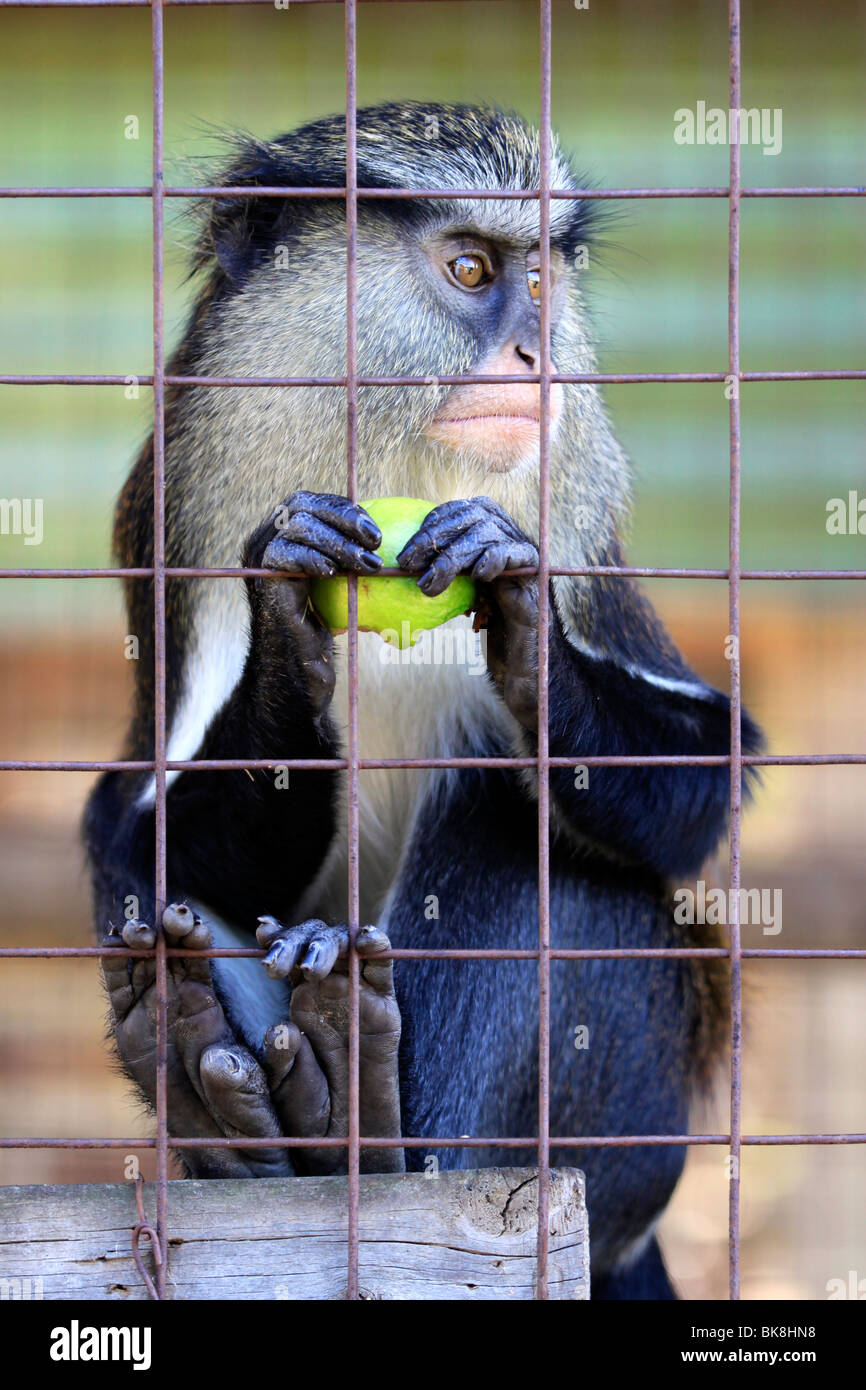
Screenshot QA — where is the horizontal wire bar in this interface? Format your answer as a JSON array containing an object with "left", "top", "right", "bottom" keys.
[
  {"left": 1, "top": 567, "right": 865, "bottom": 581},
  {"left": 0, "top": 755, "right": 863, "bottom": 772},
  {"left": 0, "top": 0, "right": 520, "bottom": 7},
  {"left": 1, "top": 1132, "right": 864, "bottom": 1149},
  {"left": 1, "top": 185, "right": 864, "bottom": 200},
  {"left": 2, "top": 946, "right": 864, "bottom": 960},
  {"left": 3, "top": 371, "right": 865, "bottom": 387}
]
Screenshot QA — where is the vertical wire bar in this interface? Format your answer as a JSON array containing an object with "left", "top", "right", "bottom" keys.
[
  {"left": 726, "top": 0, "right": 744, "bottom": 1301},
  {"left": 535, "top": 0, "right": 553, "bottom": 1300},
  {"left": 344, "top": 0, "right": 361, "bottom": 1302},
  {"left": 150, "top": 0, "right": 169, "bottom": 1299}
]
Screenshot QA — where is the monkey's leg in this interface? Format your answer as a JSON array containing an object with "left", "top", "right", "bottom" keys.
[
  {"left": 257, "top": 919, "right": 404, "bottom": 1175},
  {"left": 102, "top": 902, "right": 292, "bottom": 1178}
]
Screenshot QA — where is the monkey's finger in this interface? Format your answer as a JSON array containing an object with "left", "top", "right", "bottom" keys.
[
  {"left": 401, "top": 518, "right": 509, "bottom": 577},
  {"left": 413, "top": 519, "right": 504, "bottom": 594},
  {"left": 255, "top": 915, "right": 288, "bottom": 949},
  {"left": 273, "top": 514, "right": 383, "bottom": 572},
  {"left": 258, "top": 917, "right": 332, "bottom": 979},
  {"left": 417, "top": 552, "right": 460, "bottom": 597},
  {"left": 357, "top": 924, "right": 396, "bottom": 996},
  {"left": 279, "top": 491, "right": 382, "bottom": 549},
  {"left": 261, "top": 536, "right": 339, "bottom": 579},
  {"left": 416, "top": 524, "right": 500, "bottom": 594},
  {"left": 471, "top": 540, "right": 539, "bottom": 582},
  {"left": 299, "top": 925, "right": 349, "bottom": 982},
  {"left": 418, "top": 523, "right": 537, "bottom": 596},
  {"left": 396, "top": 501, "right": 479, "bottom": 570},
  {"left": 397, "top": 498, "right": 526, "bottom": 570}
]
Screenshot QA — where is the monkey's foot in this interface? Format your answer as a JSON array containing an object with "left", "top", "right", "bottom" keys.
[
  {"left": 256, "top": 918, "right": 404, "bottom": 1175},
  {"left": 102, "top": 903, "right": 290, "bottom": 1178}
]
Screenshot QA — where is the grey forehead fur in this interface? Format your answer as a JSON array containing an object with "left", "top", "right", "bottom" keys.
[{"left": 193, "top": 101, "right": 593, "bottom": 274}]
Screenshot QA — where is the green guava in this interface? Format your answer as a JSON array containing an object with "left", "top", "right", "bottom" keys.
[{"left": 309, "top": 496, "right": 476, "bottom": 649}]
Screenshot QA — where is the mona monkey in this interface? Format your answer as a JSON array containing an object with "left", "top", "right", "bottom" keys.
[{"left": 85, "top": 103, "right": 761, "bottom": 1299}]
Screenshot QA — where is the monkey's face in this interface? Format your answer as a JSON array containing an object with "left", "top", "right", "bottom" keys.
[
  {"left": 207, "top": 203, "right": 577, "bottom": 489},
  {"left": 415, "top": 229, "right": 567, "bottom": 474}
]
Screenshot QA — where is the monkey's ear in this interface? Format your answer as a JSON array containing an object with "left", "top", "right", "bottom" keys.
[
  {"left": 207, "top": 190, "right": 286, "bottom": 284},
  {"left": 193, "top": 140, "right": 299, "bottom": 284}
]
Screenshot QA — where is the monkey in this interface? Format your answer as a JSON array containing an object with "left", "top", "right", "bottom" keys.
[{"left": 84, "top": 102, "right": 762, "bottom": 1300}]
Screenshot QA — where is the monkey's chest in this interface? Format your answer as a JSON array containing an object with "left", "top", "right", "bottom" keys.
[{"left": 305, "top": 618, "right": 506, "bottom": 925}]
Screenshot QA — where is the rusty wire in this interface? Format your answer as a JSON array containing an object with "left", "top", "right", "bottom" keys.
[
  {"left": 725, "top": 0, "right": 743, "bottom": 1298},
  {"left": 130, "top": 1174, "right": 163, "bottom": 1300},
  {"left": 344, "top": 0, "right": 362, "bottom": 1298},
  {"left": 1, "top": 0, "right": 864, "bottom": 1303}
]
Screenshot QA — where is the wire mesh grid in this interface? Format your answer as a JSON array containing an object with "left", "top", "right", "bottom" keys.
[{"left": 0, "top": 0, "right": 865, "bottom": 1301}]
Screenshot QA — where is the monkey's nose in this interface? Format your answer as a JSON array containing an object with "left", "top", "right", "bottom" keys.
[{"left": 514, "top": 342, "right": 538, "bottom": 370}]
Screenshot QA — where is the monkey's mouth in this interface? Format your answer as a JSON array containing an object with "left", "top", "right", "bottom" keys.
[
  {"left": 424, "top": 407, "right": 561, "bottom": 472},
  {"left": 432, "top": 413, "right": 539, "bottom": 426}
]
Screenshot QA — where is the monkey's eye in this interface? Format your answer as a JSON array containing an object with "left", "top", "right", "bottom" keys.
[
  {"left": 527, "top": 267, "right": 542, "bottom": 302},
  {"left": 447, "top": 253, "right": 491, "bottom": 291}
]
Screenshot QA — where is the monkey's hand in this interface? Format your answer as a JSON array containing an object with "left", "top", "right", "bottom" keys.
[
  {"left": 102, "top": 904, "right": 292, "bottom": 1179},
  {"left": 242, "top": 491, "right": 383, "bottom": 716},
  {"left": 257, "top": 918, "right": 404, "bottom": 1175},
  {"left": 397, "top": 497, "right": 541, "bottom": 730}
]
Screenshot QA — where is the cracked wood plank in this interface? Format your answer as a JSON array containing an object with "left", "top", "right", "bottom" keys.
[{"left": 0, "top": 1166, "right": 588, "bottom": 1300}]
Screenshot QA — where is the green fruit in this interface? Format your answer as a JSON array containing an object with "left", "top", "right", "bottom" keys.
[{"left": 310, "top": 497, "right": 476, "bottom": 649}]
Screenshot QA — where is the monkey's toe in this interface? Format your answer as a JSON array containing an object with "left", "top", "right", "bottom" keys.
[
  {"left": 200, "top": 1043, "right": 281, "bottom": 1134},
  {"left": 262, "top": 1021, "right": 332, "bottom": 1153},
  {"left": 120, "top": 918, "right": 156, "bottom": 950}
]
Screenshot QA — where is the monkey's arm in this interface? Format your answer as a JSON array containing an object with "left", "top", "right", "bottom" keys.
[
  {"left": 398, "top": 497, "right": 762, "bottom": 879},
  {"left": 540, "top": 611, "right": 761, "bottom": 876}
]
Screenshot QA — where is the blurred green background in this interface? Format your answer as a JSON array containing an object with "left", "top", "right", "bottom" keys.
[
  {"left": 1, "top": 0, "right": 865, "bottom": 621},
  {"left": 1, "top": 0, "right": 864, "bottom": 1300}
]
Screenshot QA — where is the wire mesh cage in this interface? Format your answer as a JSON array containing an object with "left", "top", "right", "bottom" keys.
[{"left": 1, "top": 0, "right": 865, "bottom": 1302}]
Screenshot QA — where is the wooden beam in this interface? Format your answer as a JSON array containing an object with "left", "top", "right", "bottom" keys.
[{"left": 0, "top": 1166, "right": 588, "bottom": 1301}]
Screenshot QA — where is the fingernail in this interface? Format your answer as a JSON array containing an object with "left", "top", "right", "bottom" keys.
[
  {"left": 359, "top": 552, "right": 383, "bottom": 572},
  {"left": 303, "top": 943, "right": 321, "bottom": 972}
]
